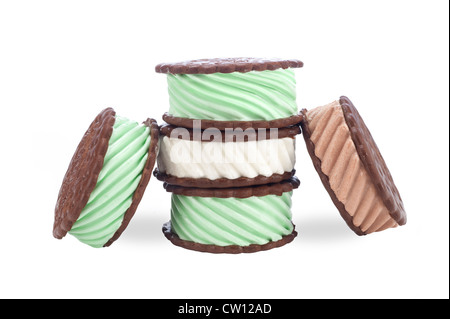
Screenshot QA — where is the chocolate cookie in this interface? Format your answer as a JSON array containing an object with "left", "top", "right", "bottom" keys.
[
  {"left": 163, "top": 222, "right": 297, "bottom": 254},
  {"left": 155, "top": 57, "right": 303, "bottom": 74},
  {"left": 300, "top": 96, "right": 406, "bottom": 235},
  {"left": 159, "top": 123, "right": 301, "bottom": 141},
  {"left": 163, "top": 176, "right": 300, "bottom": 198},
  {"left": 153, "top": 169, "right": 296, "bottom": 189},
  {"left": 161, "top": 113, "right": 304, "bottom": 130}
]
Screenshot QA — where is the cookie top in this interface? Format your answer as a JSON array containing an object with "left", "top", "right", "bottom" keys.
[
  {"left": 155, "top": 57, "right": 303, "bottom": 74},
  {"left": 339, "top": 96, "right": 406, "bottom": 226},
  {"left": 161, "top": 113, "right": 304, "bottom": 130},
  {"left": 53, "top": 108, "right": 116, "bottom": 239}
]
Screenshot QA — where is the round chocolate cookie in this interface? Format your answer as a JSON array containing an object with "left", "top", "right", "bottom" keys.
[
  {"left": 339, "top": 96, "right": 406, "bottom": 225},
  {"left": 155, "top": 57, "right": 303, "bottom": 74},
  {"left": 54, "top": 108, "right": 116, "bottom": 240}
]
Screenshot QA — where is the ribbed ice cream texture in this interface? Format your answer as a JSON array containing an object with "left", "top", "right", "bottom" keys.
[
  {"left": 157, "top": 136, "right": 296, "bottom": 180},
  {"left": 69, "top": 116, "right": 151, "bottom": 247},
  {"left": 167, "top": 69, "right": 297, "bottom": 121},
  {"left": 171, "top": 192, "right": 294, "bottom": 247}
]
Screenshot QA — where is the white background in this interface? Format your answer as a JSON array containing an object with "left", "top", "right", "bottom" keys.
[{"left": 0, "top": 0, "right": 448, "bottom": 299}]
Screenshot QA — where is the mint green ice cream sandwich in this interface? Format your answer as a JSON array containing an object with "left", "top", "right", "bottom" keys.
[
  {"left": 162, "top": 177, "right": 300, "bottom": 254},
  {"left": 53, "top": 108, "right": 159, "bottom": 247},
  {"left": 156, "top": 57, "right": 304, "bottom": 129}
]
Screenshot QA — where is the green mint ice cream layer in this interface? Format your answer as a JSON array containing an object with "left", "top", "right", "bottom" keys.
[{"left": 170, "top": 191, "right": 294, "bottom": 247}]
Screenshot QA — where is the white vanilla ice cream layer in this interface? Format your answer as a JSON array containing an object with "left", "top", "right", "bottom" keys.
[{"left": 157, "top": 136, "right": 296, "bottom": 180}]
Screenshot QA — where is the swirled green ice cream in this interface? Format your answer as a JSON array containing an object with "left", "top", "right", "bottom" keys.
[
  {"left": 170, "top": 192, "right": 294, "bottom": 247},
  {"left": 167, "top": 69, "right": 298, "bottom": 121},
  {"left": 69, "top": 116, "right": 151, "bottom": 248}
]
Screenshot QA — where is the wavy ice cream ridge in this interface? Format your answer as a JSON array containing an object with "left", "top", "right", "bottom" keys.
[
  {"left": 170, "top": 192, "right": 294, "bottom": 247},
  {"left": 166, "top": 69, "right": 298, "bottom": 121},
  {"left": 157, "top": 136, "right": 296, "bottom": 180}
]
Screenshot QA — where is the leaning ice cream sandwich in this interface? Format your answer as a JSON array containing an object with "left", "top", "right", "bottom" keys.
[
  {"left": 300, "top": 96, "right": 407, "bottom": 235},
  {"left": 53, "top": 108, "right": 159, "bottom": 247}
]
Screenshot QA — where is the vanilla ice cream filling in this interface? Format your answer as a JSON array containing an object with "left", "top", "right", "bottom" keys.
[{"left": 157, "top": 136, "right": 296, "bottom": 180}]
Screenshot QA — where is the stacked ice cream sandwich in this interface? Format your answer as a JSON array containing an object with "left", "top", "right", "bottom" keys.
[{"left": 154, "top": 58, "right": 304, "bottom": 253}]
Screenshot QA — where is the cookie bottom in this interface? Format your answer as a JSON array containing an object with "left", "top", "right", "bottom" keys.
[
  {"left": 162, "top": 112, "right": 303, "bottom": 130},
  {"left": 162, "top": 221, "right": 297, "bottom": 254}
]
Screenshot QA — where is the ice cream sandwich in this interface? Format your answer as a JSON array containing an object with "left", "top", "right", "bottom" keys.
[
  {"left": 300, "top": 96, "right": 407, "bottom": 235},
  {"left": 53, "top": 108, "right": 159, "bottom": 247}
]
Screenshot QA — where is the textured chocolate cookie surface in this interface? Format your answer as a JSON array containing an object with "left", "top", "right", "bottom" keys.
[
  {"left": 163, "top": 176, "right": 300, "bottom": 198},
  {"left": 339, "top": 96, "right": 406, "bottom": 226},
  {"left": 103, "top": 118, "right": 160, "bottom": 246},
  {"left": 153, "top": 169, "right": 296, "bottom": 189},
  {"left": 159, "top": 124, "right": 301, "bottom": 142},
  {"left": 162, "top": 222, "right": 297, "bottom": 254},
  {"left": 155, "top": 57, "right": 303, "bottom": 74},
  {"left": 53, "top": 108, "right": 116, "bottom": 239},
  {"left": 162, "top": 112, "right": 303, "bottom": 130}
]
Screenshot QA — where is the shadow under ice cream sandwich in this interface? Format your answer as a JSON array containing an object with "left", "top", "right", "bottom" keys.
[{"left": 300, "top": 96, "right": 407, "bottom": 235}]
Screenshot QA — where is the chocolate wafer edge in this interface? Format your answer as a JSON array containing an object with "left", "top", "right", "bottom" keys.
[
  {"left": 162, "top": 112, "right": 303, "bottom": 130},
  {"left": 163, "top": 176, "right": 300, "bottom": 198},
  {"left": 154, "top": 169, "right": 296, "bottom": 189},
  {"left": 339, "top": 96, "right": 406, "bottom": 226},
  {"left": 162, "top": 222, "right": 298, "bottom": 254},
  {"left": 155, "top": 57, "right": 303, "bottom": 75}
]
